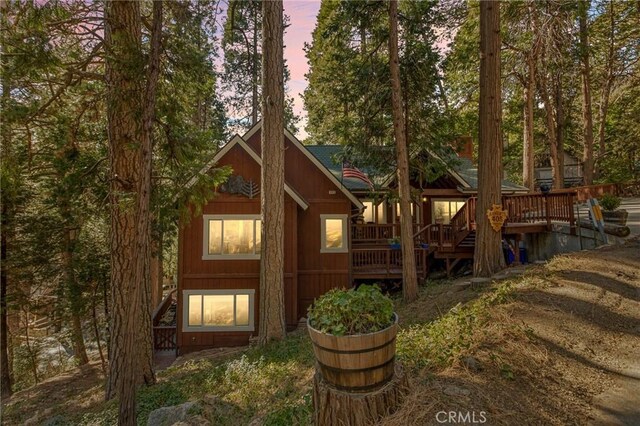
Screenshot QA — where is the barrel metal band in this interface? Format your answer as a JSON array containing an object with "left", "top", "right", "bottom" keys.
[
  {"left": 312, "top": 337, "right": 396, "bottom": 355},
  {"left": 324, "top": 374, "right": 395, "bottom": 393},
  {"left": 316, "top": 355, "right": 395, "bottom": 374}
]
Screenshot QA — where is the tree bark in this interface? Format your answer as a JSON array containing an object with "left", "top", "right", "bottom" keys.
[
  {"left": 150, "top": 232, "right": 164, "bottom": 310},
  {"left": 259, "top": 0, "right": 286, "bottom": 345},
  {"left": 554, "top": 75, "right": 565, "bottom": 189},
  {"left": 1, "top": 203, "right": 11, "bottom": 398},
  {"left": 389, "top": 0, "right": 418, "bottom": 302},
  {"left": 596, "top": 0, "right": 616, "bottom": 178},
  {"left": 474, "top": 0, "right": 505, "bottom": 277},
  {"left": 251, "top": 3, "right": 259, "bottom": 125},
  {"left": 104, "top": 0, "right": 161, "bottom": 423},
  {"left": 1, "top": 0, "right": 13, "bottom": 398},
  {"left": 522, "top": 54, "right": 535, "bottom": 191},
  {"left": 313, "top": 364, "right": 410, "bottom": 426},
  {"left": 62, "top": 224, "right": 89, "bottom": 366},
  {"left": 579, "top": 1, "right": 595, "bottom": 185}
]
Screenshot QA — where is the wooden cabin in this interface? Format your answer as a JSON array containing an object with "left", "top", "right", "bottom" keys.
[{"left": 155, "top": 122, "right": 576, "bottom": 355}]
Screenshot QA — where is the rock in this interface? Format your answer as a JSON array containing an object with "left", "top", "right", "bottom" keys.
[
  {"left": 443, "top": 385, "right": 471, "bottom": 397},
  {"left": 462, "top": 356, "right": 482, "bottom": 372},
  {"left": 42, "top": 415, "right": 66, "bottom": 426},
  {"left": 147, "top": 401, "right": 200, "bottom": 426}
]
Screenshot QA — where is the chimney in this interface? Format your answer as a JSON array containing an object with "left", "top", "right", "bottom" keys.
[{"left": 455, "top": 136, "right": 474, "bottom": 162}]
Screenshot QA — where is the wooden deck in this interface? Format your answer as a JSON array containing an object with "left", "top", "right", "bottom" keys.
[
  {"left": 351, "top": 247, "right": 431, "bottom": 279},
  {"left": 351, "top": 192, "right": 578, "bottom": 277}
]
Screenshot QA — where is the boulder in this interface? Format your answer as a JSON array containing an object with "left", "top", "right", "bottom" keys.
[{"left": 147, "top": 401, "right": 201, "bottom": 426}]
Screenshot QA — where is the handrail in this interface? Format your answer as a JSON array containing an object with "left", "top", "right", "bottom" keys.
[{"left": 152, "top": 289, "right": 177, "bottom": 326}]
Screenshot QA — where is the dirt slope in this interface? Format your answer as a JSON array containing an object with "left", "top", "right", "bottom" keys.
[{"left": 384, "top": 238, "right": 640, "bottom": 426}]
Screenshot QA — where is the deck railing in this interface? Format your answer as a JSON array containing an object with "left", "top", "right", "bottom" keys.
[
  {"left": 423, "top": 192, "right": 576, "bottom": 251},
  {"left": 352, "top": 247, "right": 429, "bottom": 277},
  {"left": 351, "top": 223, "right": 422, "bottom": 244}
]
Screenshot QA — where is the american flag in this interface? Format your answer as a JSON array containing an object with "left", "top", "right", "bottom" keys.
[{"left": 342, "top": 161, "right": 374, "bottom": 188}]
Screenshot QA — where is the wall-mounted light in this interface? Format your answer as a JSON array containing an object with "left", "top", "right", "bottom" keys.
[{"left": 421, "top": 196, "right": 428, "bottom": 203}]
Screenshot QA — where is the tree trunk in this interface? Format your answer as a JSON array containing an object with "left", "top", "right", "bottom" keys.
[
  {"left": 389, "top": 0, "right": 418, "bottom": 302},
  {"left": 312, "top": 364, "right": 410, "bottom": 426},
  {"left": 474, "top": 0, "right": 505, "bottom": 277},
  {"left": 62, "top": 225, "right": 89, "bottom": 366},
  {"left": 1, "top": 0, "right": 13, "bottom": 397},
  {"left": 522, "top": 54, "right": 535, "bottom": 191},
  {"left": 596, "top": 0, "right": 616, "bottom": 179},
  {"left": 1, "top": 203, "right": 11, "bottom": 398},
  {"left": 554, "top": 75, "right": 565, "bottom": 189},
  {"left": 259, "top": 0, "right": 286, "bottom": 345},
  {"left": 150, "top": 232, "right": 164, "bottom": 311},
  {"left": 104, "top": 0, "right": 160, "bottom": 423},
  {"left": 579, "top": 1, "right": 595, "bottom": 185},
  {"left": 251, "top": 3, "right": 259, "bottom": 125}
]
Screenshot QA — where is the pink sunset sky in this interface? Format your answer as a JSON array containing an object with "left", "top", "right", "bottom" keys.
[{"left": 283, "top": 0, "right": 321, "bottom": 139}]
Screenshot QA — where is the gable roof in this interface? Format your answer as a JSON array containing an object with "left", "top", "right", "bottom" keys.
[
  {"left": 306, "top": 144, "right": 528, "bottom": 194},
  {"left": 453, "top": 157, "right": 529, "bottom": 193},
  {"left": 243, "top": 122, "right": 364, "bottom": 209},
  {"left": 305, "top": 145, "right": 375, "bottom": 191},
  {"left": 187, "top": 135, "right": 309, "bottom": 210}
]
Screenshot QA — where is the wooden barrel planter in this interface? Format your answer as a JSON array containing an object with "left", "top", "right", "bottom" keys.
[{"left": 308, "top": 314, "right": 398, "bottom": 392}]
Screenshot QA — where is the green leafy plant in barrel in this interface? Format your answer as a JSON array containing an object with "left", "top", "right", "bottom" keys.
[{"left": 307, "top": 284, "right": 394, "bottom": 336}]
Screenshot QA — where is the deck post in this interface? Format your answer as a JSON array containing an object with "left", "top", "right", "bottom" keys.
[
  {"left": 568, "top": 194, "right": 576, "bottom": 235},
  {"left": 545, "top": 195, "right": 552, "bottom": 230}
]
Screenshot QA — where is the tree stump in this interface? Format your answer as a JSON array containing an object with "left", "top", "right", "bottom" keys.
[{"left": 313, "top": 363, "right": 410, "bottom": 426}]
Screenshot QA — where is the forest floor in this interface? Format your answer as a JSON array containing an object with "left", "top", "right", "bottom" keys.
[{"left": 1, "top": 238, "right": 639, "bottom": 425}]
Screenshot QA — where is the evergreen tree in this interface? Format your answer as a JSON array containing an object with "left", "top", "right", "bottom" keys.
[
  {"left": 259, "top": 0, "right": 286, "bottom": 345},
  {"left": 221, "top": 0, "right": 299, "bottom": 131}
]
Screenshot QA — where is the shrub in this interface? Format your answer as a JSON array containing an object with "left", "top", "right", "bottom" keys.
[
  {"left": 599, "top": 193, "right": 621, "bottom": 211},
  {"left": 307, "top": 285, "right": 394, "bottom": 336}
]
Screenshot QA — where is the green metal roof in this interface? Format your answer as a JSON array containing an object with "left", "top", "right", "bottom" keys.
[{"left": 305, "top": 145, "right": 528, "bottom": 193}]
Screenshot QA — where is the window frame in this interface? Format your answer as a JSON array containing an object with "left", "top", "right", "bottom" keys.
[
  {"left": 320, "top": 214, "right": 349, "bottom": 253},
  {"left": 182, "top": 289, "right": 255, "bottom": 332},
  {"left": 431, "top": 199, "right": 466, "bottom": 224},
  {"left": 202, "top": 214, "right": 262, "bottom": 260}
]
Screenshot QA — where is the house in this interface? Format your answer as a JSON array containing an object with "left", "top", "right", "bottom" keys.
[
  {"left": 156, "top": 123, "right": 573, "bottom": 355},
  {"left": 535, "top": 150, "right": 584, "bottom": 188}
]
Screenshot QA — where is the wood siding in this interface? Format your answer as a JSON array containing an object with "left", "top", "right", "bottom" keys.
[
  {"left": 177, "top": 131, "right": 353, "bottom": 353},
  {"left": 245, "top": 132, "right": 351, "bottom": 318}
]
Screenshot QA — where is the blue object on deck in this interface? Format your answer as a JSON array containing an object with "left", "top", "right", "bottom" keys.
[
  {"left": 390, "top": 243, "right": 401, "bottom": 250},
  {"left": 503, "top": 247, "right": 515, "bottom": 265},
  {"left": 420, "top": 243, "right": 429, "bottom": 249},
  {"left": 519, "top": 247, "right": 528, "bottom": 264}
]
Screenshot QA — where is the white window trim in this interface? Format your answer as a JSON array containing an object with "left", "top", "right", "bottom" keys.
[
  {"left": 320, "top": 214, "right": 349, "bottom": 253},
  {"left": 182, "top": 289, "right": 255, "bottom": 332},
  {"left": 202, "top": 214, "right": 262, "bottom": 260}
]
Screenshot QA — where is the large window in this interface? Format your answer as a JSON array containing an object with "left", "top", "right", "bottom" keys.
[
  {"left": 320, "top": 214, "right": 348, "bottom": 253},
  {"left": 362, "top": 200, "right": 387, "bottom": 224},
  {"left": 203, "top": 215, "right": 261, "bottom": 260},
  {"left": 183, "top": 290, "right": 254, "bottom": 331},
  {"left": 432, "top": 200, "right": 466, "bottom": 224}
]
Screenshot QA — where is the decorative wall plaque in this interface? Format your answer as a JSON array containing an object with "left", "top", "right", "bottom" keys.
[
  {"left": 219, "top": 175, "right": 260, "bottom": 199},
  {"left": 486, "top": 204, "right": 507, "bottom": 232}
]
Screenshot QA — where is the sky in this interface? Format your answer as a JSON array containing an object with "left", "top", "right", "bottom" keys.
[{"left": 282, "top": 0, "right": 321, "bottom": 139}]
